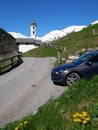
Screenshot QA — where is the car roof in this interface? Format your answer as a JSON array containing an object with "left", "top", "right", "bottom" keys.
[{"left": 86, "top": 51, "right": 98, "bottom": 55}]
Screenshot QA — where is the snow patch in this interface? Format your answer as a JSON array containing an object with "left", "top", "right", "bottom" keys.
[
  {"left": 91, "top": 20, "right": 98, "bottom": 25},
  {"left": 40, "top": 25, "right": 86, "bottom": 42},
  {"left": 19, "top": 45, "right": 38, "bottom": 53},
  {"left": 9, "top": 32, "right": 28, "bottom": 38}
]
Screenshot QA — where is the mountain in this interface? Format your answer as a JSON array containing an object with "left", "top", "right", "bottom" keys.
[
  {"left": 9, "top": 25, "right": 86, "bottom": 42},
  {"left": 91, "top": 20, "right": 98, "bottom": 25},
  {"left": 9, "top": 32, "right": 28, "bottom": 38},
  {"left": 8, "top": 20, "right": 98, "bottom": 53},
  {"left": 9, "top": 20, "right": 98, "bottom": 42},
  {"left": 40, "top": 25, "right": 86, "bottom": 42}
]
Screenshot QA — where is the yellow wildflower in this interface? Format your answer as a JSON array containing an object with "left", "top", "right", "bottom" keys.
[
  {"left": 83, "top": 120, "right": 87, "bottom": 124},
  {"left": 20, "top": 123, "right": 23, "bottom": 126},
  {"left": 24, "top": 121, "right": 28, "bottom": 125},
  {"left": 77, "top": 118, "right": 81, "bottom": 123},
  {"left": 79, "top": 114, "right": 83, "bottom": 117},
  {"left": 73, "top": 114, "right": 77, "bottom": 118},
  {"left": 73, "top": 119, "right": 78, "bottom": 122},
  {"left": 15, "top": 127, "right": 19, "bottom": 130},
  {"left": 85, "top": 117, "right": 90, "bottom": 121},
  {"left": 82, "top": 111, "right": 87, "bottom": 117},
  {"left": 75, "top": 112, "right": 80, "bottom": 116}
]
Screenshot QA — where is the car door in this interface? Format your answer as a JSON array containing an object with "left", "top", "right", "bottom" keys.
[
  {"left": 88, "top": 55, "right": 98, "bottom": 76},
  {"left": 77, "top": 55, "right": 98, "bottom": 79},
  {"left": 79, "top": 62, "right": 95, "bottom": 79}
]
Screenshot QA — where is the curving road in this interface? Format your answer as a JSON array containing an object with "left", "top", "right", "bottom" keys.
[{"left": 0, "top": 57, "right": 67, "bottom": 127}]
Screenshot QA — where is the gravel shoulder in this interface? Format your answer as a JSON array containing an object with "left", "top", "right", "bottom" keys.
[{"left": 0, "top": 57, "right": 68, "bottom": 127}]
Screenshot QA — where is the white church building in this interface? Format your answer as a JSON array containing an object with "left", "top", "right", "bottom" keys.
[{"left": 10, "top": 21, "right": 42, "bottom": 53}]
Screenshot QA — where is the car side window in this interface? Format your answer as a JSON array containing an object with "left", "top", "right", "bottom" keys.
[{"left": 89, "top": 55, "right": 98, "bottom": 63}]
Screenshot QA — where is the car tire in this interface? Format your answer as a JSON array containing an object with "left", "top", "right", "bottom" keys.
[{"left": 66, "top": 72, "right": 80, "bottom": 86}]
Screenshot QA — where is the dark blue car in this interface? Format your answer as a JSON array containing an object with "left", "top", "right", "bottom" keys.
[{"left": 51, "top": 51, "right": 98, "bottom": 86}]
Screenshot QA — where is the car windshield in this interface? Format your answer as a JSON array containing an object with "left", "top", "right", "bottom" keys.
[{"left": 74, "top": 53, "right": 94, "bottom": 64}]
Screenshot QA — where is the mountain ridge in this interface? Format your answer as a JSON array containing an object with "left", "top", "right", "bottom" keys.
[
  {"left": 9, "top": 25, "right": 86, "bottom": 42},
  {"left": 9, "top": 20, "right": 98, "bottom": 52},
  {"left": 9, "top": 20, "right": 98, "bottom": 43},
  {"left": 40, "top": 25, "right": 86, "bottom": 42}
]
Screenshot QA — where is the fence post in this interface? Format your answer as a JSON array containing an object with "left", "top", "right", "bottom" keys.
[
  {"left": 57, "top": 51, "right": 61, "bottom": 63},
  {"left": 0, "top": 68, "right": 1, "bottom": 75},
  {"left": 17, "top": 55, "right": 23, "bottom": 64},
  {"left": 10, "top": 57, "right": 14, "bottom": 68}
]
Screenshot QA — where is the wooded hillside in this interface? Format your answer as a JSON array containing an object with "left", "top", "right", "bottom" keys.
[{"left": 0, "top": 28, "right": 18, "bottom": 55}]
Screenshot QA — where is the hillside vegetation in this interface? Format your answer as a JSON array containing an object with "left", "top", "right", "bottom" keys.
[
  {"left": 1, "top": 76, "right": 98, "bottom": 130},
  {"left": 23, "top": 23, "right": 98, "bottom": 58},
  {"left": 0, "top": 28, "right": 18, "bottom": 55}
]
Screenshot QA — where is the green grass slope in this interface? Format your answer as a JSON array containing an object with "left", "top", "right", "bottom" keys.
[
  {"left": 1, "top": 76, "right": 98, "bottom": 130},
  {"left": 23, "top": 46, "right": 58, "bottom": 57},
  {"left": 23, "top": 23, "right": 98, "bottom": 58}
]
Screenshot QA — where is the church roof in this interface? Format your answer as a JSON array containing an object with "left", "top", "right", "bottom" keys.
[{"left": 31, "top": 22, "right": 37, "bottom": 26}]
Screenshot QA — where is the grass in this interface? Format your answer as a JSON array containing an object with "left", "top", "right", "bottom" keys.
[
  {"left": 23, "top": 46, "right": 58, "bottom": 57},
  {"left": 1, "top": 76, "right": 98, "bottom": 130}
]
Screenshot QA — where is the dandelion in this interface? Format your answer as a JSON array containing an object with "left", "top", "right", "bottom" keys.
[
  {"left": 73, "top": 111, "right": 90, "bottom": 125},
  {"left": 73, "top": 114, "right": 77, "bottom": 118},
  {"left": 79, "top": 114, "right": 83, "bottom": 117},
  {"left": 75, "top": 112, "right": 80, "bottom": 116},
  {"left": 82, "top": 111, "right": 87, "bottom": 117},
  {"left": 24, "top": 121, "right": 28, "bottom": 125},
  {"left": 77, "top": 118, "right": 81, "bottom": 123},
  {"left": 20, "top": 123, "right": 23, "bottom": 126},
  {"left": 86, "top": 117, "right": 90, "bottom": 121},
  {"left": 73, "top": 118, "right": 78, "bottom": 122},
  {"left": 72, "top": 111, "right": 91, "bottom": 130},
  {"left": 82, "top": 120, "right": 87, "bottom": 124},
  {"left": 14, "top": 120, "right": 28, "bottom": 130},
  {"left": 15, "top": 127, "right": 19, "bottom": 130}
]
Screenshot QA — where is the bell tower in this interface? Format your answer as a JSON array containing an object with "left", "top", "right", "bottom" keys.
[{"left": 30, "top": 21, "right": 37, "bottom": 39}]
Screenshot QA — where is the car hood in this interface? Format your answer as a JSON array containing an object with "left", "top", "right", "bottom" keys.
[{"left": 52, "top": 62, "right": 76, "bottom": 72}]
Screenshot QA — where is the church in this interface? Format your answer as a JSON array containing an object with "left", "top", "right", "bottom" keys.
[{"left": 15, "top": 21, "right": 42, "bottom": 53}]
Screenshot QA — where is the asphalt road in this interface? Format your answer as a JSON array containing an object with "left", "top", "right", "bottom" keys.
[{"left": 0, "top": 57, "right": 67, "bottom": 127}]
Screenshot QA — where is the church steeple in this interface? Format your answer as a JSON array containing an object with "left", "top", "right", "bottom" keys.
[{"left": 30, "top": 21, "right": 37, "bottom": 39}]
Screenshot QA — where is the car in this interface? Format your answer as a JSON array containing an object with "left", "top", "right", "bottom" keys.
[{"left": 51, "top": 51, "right": 98, "bottom": 86}]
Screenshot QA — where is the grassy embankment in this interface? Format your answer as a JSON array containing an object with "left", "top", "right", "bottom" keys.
[
  {"left": 0, "top": 23, "right": 98, "bottom": 130},
  {"left": 1, "top": 77, "right": 98, "bottom": 130}
]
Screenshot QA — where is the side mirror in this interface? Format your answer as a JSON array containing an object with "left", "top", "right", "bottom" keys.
[{"left": 86, "top": 61, "right": 92, "bottom": 66}]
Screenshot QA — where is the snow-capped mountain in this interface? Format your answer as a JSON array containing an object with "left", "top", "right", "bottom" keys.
[
  {"left": 91, "top": 20, "right": 98, "bottom": 25},
  {"left": 9, "top": 20, "right": 98, "bottom": 52},
  {"left": 9, "top": 32, "right": 28, "bottom": 38},
  {"left": 40, "top": 25, "right": 86, "bottom": 42},
  {"left": 39, "top": 20, "right": 98, "bottom": 42},
  {"left": 9, "top": 20, "right": 98, "bottom": 43},
  {"left": 9, "top": 25, "right": 86, "bottom": 43}
]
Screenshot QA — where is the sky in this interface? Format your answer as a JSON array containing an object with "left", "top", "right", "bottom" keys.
[{"left": 0, "top": 0, "right": 98, "bottom": 37}]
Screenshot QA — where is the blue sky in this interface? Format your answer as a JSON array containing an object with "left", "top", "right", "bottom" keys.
[{"left": 0, "top": 0, "right": 98, "bottom": 37}]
